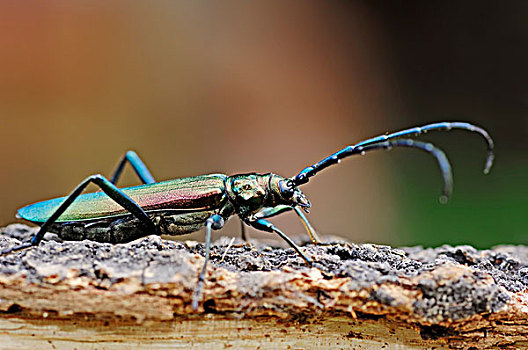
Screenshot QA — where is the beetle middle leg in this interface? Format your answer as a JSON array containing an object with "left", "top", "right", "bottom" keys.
[
  {"left": 0, "top": 174, "right": 157, "bottom": 255},
  {"left": 109, "top": 151, "right": 251, "bottom": 242},
  {"left": 192, "top": 214, "right": 224, "bottom": 310}
]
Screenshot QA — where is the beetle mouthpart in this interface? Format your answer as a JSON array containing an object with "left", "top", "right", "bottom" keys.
[{"left": 293, "top": 192, "right": 311, "bottom": 211}]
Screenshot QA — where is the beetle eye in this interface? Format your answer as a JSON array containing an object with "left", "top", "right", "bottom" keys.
[
  {"left": 243, "top": 184, "right": 251, "bottom": 190},
  {"left": 278, "top": 180, "right": 294, "bottom": 198}
]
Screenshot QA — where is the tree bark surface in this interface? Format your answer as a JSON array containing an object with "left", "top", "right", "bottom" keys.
[{"left": 0, "top": 223, "right": 527, "bottom": 349}]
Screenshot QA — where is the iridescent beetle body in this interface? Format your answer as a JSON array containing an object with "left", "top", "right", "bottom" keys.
[
  {"left": 3, "top": 121, "right": 495, "bottom": 310},
  {"left": 18, "top": 175, "right": 231, "bottom": 242},
  {"left": 17, "top": 173, "right": 308, "bottom": 244}
]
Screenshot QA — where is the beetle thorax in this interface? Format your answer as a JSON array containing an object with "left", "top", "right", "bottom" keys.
[
  {"left": 226, "top": 174, "right": 270, "bottom": 216},
  {"left": 225, "top": 173, "right": 311, "bottom": 218}
]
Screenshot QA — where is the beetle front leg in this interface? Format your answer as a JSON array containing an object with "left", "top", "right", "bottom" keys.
[
  {"left": 254, "top": 205, "right": 321, "bottom": 244},
  {"left": 192, "top": 214, "right": 224, "bottom": 310},
  {"left": 0, "top": 174, "right": 157, "bottom": 256},
  {"left": 293, "top": 207, "right": 320, "bottom": 244},
  {"left": 110, "top": 150, "right": 156, "bottom": 185},
  {"left": 248, "top": 218, "right": 312, "bottom": 265}
]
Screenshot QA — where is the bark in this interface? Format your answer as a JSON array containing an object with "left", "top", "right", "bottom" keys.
[{"left": 0, "top": 223, "right": 527, "bottom": 349}]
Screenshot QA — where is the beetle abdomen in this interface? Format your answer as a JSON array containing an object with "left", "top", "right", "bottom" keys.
[
  {"left": 18, "top": 174, "right": 227, "bottom": 223},
  {"left": 48, "top": 209, "right": 219, "bottom": 243},
  {"left": 157, "top": 211, "right": 216, "bottom": 236},
  {"left": 49, "top": 217, "right": 151, "bottom": 244}
]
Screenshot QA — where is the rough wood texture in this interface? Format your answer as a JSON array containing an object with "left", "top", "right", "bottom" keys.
[{"left": 1, "top": 223, "right": 527, "bottom": 349}]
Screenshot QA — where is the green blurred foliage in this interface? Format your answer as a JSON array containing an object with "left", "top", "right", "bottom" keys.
[{"left": 392, "top": 151, "right": 527, "bottom": 248}]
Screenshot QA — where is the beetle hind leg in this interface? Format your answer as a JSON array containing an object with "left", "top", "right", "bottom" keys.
[
  {"left": 110, "top": 150, "right": 156, "bottom": 185},
  {"left": 0, "top": 241, "right": 33, "bottom": 256},
  {"left": 2, "top": 174, "right": 157, "bottom": 256}
]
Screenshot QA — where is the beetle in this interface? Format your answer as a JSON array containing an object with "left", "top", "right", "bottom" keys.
[{"left": 1, "top": 121, "right": 494, "bottom": 309}]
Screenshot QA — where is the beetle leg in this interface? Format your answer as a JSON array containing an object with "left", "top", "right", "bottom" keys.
[
  {"left": 293, "top": 207, "right": 320, "bottom": 244},
  {"left": 1, "top": 174, "right": 157, "bottom": 256},
  {"left": 192, "top": 214, "right": 224, "bottom": 310},
  {"left": 110, "top": 150, "right": 156, "bottom": 185},
  {"left": 248, "top": 219, "right": 312, "bottom": 265},
  {"left": 240, "top": 220, "right": 248, "bottom": 242},
  {"left": 253, "top": 205, "right": 320, "bottom": 244},
  {"left": 0, "top": 241, "right": 32, "bottom": 256},
  {"left": 253, "top": 205, "right": 292, "bottom": 219}
]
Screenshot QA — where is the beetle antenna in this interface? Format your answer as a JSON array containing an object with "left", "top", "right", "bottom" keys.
[
  {"left": 291, "top": 139, "right": 453, "bottom": 201},
  {"left": 290, "top": 121, "right": 494, "bottom": 189},
  {"left": 368, "top": 139, "right": 453, "bottom": 202}
]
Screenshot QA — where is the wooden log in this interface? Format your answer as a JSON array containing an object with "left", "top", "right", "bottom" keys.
[{"left": 0, "top": 223, "right": 527, "bottom": 349}]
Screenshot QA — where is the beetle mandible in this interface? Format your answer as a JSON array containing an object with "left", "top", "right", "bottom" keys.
[{"left": 1, "top": 121, "right": 494, "bottom": 309}]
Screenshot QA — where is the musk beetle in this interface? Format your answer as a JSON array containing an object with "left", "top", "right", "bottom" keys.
[{"left": 2, "top": 122, "right": 494, "bottom": 309}]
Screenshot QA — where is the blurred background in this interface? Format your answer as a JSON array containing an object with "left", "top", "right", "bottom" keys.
[{"left": 0, "top": 1, "right": 526, "bottom": 248}]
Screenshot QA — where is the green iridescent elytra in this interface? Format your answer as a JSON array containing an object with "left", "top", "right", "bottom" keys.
[{"left": 18, "top": 174, "right": 227, "bottom": 223}]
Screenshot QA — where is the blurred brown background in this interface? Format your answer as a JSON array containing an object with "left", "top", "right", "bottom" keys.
[{"left": 1, "top": 1, "right": 526, "bottom": 247}]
